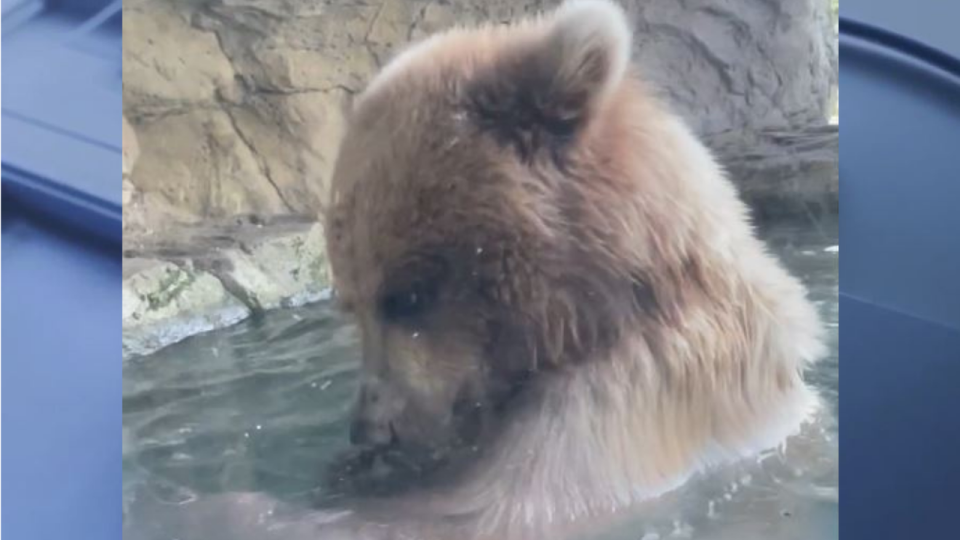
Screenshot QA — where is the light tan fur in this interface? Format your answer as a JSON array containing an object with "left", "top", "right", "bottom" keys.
[{"left": 288, "top": 2, "right": 825, "bottom": 539}]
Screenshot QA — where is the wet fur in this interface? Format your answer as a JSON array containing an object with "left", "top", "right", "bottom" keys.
[{"left": 145, "top": 2, "right": 825, "bottom": 539}]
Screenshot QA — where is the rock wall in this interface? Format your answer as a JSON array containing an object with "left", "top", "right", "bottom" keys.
[{"left": 123, "top": 0, "right": 837, "bottom": 235}]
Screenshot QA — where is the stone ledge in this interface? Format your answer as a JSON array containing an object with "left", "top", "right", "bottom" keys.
[
  {"left": 707, "top": 124, "right": 839, "bottom": 223},
  {"left": 122, "top": 217, "right": 330, "bottom": 359}
]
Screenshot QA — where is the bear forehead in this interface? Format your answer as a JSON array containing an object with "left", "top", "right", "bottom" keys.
[
  {"left": 327, "top": 118, "right": 563, "bottom": 307},
  {"left": 358, "top": 20, "right": 548, "bottom": 106},
  {"left": 331, "top": 149, "right": 528, "bottom": 257},
  {"left": 327, "top": 117, "right": 524, "bottom": 289}
]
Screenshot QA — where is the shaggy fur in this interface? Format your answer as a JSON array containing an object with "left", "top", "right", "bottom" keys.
[{"left": 311, "top": 1, "right": 825, "bottom": 538}]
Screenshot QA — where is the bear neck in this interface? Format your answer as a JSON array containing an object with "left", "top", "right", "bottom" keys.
[{"left": 440, "top": 272, "right": 820, "bottom": 538}]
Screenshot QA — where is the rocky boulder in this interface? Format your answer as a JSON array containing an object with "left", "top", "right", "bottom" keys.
[
  {"left": 122, "top": 257, "right": 251, "bottom": 358},
  {"left": 122, "top": 217, "right": 330, "bottom": 358}
]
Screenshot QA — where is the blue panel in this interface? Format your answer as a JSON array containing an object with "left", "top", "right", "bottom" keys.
[
  {"left": 2, "top": 1, "right": 123, "bottom": 539},
  {"left": 843, "top": 0, "right": 960, "bottom": 58},
  {"left": 840, "top": 4, "right": 960, "bottom": 540},
  {"left": 1, "top": 0, "right": 45, "bottom": 32},
  {"left": 840, "top": 21, "right": 960, "bottom": 330},
  {"left": 1, "top": 208, "right": 122, "bottom": 539},
  {"left": 2, "top": 0, "right": 122, "bottom": 241},
  {"left": 840, "top": 295, "right": 960, "bottom": 539}
]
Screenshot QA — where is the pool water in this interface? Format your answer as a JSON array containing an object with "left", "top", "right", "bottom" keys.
[{"left": 122, "top": 218, "right": 838, "bottom": 539}]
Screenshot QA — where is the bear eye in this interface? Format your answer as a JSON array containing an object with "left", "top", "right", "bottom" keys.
[{"left": 380, "top": 282, "right": 436, "bottom": 322}]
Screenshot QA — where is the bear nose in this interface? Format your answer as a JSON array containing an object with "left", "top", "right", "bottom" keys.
[
  {"left": 349, "top": 418, "right": 393, "bottom": 446},
  {"left": 350, "top": 377, "right": 403, "bottom": 446}
]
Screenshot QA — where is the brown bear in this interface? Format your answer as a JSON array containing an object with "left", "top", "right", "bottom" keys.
[
  {"left": 312, "top": 1, "right": 828, "bottom": 538},
  {"left": 125, "top": 2, "right": 826, "bottom": 539},
  {"left": 316, "top": 0, "right": 825, "bottom": 538}
]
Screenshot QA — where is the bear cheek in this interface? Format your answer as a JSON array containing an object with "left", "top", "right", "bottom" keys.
[{"left": 383, "top": 333, "right": 456, "bottom": 410}]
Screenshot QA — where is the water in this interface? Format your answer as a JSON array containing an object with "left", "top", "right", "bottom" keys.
[{"left": 123, "top": 218, "right": 838, "bottom": 539}]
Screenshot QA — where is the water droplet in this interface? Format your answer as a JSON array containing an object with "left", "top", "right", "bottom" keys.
[
  {"left": 320, "top": 380, "right": 332, "bottom": 391},
  {"left": 244, "top": 432, "right": 250, "bottom": 438},
  {"left": 412, "top": 332, "right": 420, "bottom": 339},
  {"left": 824, "top": 245, "right": 839, "bottom": 253},
  {"left": 476, "top": 247, "right": 484, "bottom": 255},
  {"left": 670, "top": 519, "right": 693, "bottom": 538},
  {"left": 256, "top": 424, "right": 262, "bottom": 431}
]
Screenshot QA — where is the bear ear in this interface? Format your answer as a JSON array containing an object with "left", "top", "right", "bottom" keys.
[
  {"left": 547, "top": 0, "right": 631, "bottom": 111},
  {"left": 468, "top": 0, "right": 632, "bottom": 159}
]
